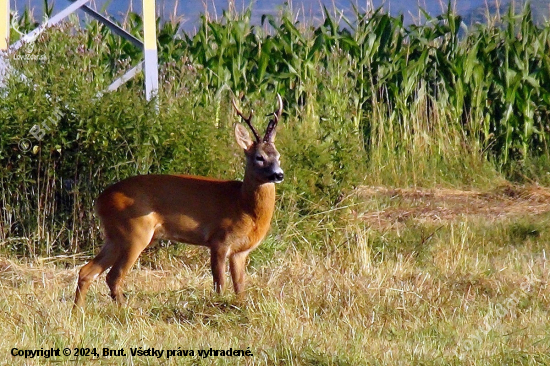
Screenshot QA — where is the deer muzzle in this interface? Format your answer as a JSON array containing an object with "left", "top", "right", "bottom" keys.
[{"left": 269, "top": 169, "right": 284, "bottom": 183}]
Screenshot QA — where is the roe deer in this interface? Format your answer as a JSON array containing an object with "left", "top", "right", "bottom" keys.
[{"left": 74, "top": 95, "right": 284, "bottom": 308}]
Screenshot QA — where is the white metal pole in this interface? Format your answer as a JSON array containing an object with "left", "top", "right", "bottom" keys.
[
  {"left": 0, "top": 0, "right": 8, "bottom": 50},
  {"left": 143, "top": 0, "right": 158, "bottom": 101}
]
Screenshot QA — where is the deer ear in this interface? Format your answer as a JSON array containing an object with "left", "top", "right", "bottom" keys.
[{"left": 235, "top": 123, "right": 254, "bottom": 150}]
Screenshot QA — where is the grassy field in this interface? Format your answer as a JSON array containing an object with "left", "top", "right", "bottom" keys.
[
  {"left": 1, "top": 3, "right": 550, "bottom": 365},
  {"left": 1, "top": 184, "right": 549, "bottom": 365}
]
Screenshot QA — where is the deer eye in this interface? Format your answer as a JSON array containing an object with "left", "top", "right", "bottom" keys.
[{"left": 255, "top": 155, "right": 265, "bottom": 162}]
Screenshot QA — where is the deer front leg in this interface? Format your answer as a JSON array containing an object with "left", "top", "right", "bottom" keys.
[
  {"left": 230, "top": 251, "right": 248, "bottom": 296},
  {"left": 210, "top": 246, "right": 228, "bottom": 293}
]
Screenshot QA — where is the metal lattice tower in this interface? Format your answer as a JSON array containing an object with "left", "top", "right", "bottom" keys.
[{"left": 0, "top": 0, "right": 158, "bottom": 100}]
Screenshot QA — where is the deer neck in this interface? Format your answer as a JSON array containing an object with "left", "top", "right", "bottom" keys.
[{"left": 241, "top": 170, "right": 276, "bottom": 219}]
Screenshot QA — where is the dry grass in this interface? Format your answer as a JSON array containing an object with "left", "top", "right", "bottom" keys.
[{"left": 1, "top": 187, "right": 549, "bottom": 365}]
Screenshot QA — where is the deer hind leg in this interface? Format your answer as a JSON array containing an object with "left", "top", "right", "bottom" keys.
[
  {"left": 74, "top": 242, "right": 119, "bottom": 309},
  {"left": 106, "top": 229, "right": 155, "bottom": 305}
]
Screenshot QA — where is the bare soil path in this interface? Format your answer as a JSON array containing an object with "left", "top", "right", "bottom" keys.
[{"left": 358, "top": 184, "right": 550, "bottom": 230}]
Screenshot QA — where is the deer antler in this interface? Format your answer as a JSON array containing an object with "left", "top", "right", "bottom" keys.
[
  {"left": 232, "top": 99, "right": 260, "bottom": 143},
  {"left": 263, "top": 94, "right": 283, "bottom": 143}
]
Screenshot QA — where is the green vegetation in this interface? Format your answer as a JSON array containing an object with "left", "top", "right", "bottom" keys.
[
  {"left": 0, "top": 3, "right": 549, "bottom": 365},
  {"left": 2, "top": 3, "right": 549, "bottom": 254}
]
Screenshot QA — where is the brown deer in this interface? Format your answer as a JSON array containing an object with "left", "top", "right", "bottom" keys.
[{"left": 74, "top": 95, "right": 284, "bottom": 308}]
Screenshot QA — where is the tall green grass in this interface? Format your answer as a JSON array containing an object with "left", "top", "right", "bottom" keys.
[{"left": 1, "top": 3, "right": 549, "bottom": 256}]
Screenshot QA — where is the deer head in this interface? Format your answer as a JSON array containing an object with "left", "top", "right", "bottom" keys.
[{"left": 233, "top": 95, "right": 284, "bottom": 184}]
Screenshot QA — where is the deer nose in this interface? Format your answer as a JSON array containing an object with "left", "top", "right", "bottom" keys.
[{"left": 270, "top": 171, "right": 284, "bottom": 183}]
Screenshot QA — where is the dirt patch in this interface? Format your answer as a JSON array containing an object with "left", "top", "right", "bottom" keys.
[{"left": 358, "top": 184, "right": 550, "bottom": 230}]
